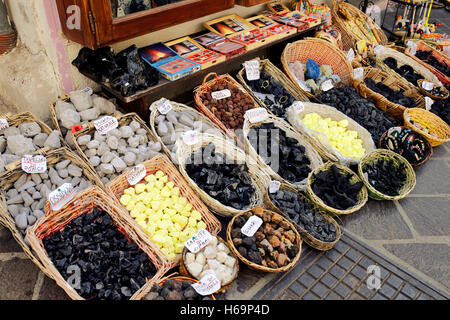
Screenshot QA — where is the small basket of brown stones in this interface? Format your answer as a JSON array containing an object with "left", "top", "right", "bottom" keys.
[
  {"left": 144, "top": 275, "right": 215, "bottom": 300},
  {"left": 265, "top": 183, "right": 341, "bottom": 251},
  {"left": 227, "top": 207, "right": 302, "bottom": 273},
  {"left": 307, "top": 162, "right": 368, "bottom": 215},
  {"left": 358, "top": 149, "right": 416, "bottom": 201}
]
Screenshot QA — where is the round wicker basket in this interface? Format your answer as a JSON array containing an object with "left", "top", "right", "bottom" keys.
[
  {"left": 403, "top": 108, "right": 450, "bottom": 147},
  {"left": 151, "top": 274, "right": 216, "bottom": 300},
  {"left": 416, "top": 79, "right": 449, "bottom": 100}
]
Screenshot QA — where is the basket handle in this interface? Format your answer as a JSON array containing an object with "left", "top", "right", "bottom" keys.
[{"left": 202, "top": 73, "right": 219, "bottom": 85}]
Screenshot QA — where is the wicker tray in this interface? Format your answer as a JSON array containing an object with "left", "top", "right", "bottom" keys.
[
  {"left": 416, "top": 79, "right": 450, "bottom": 100},
  {"left": 106, "top": 153, "right": 221, "bottom": 268},
  {"left": 175, "top": 133, "right": 269, "bottom": 218},
  {"left": 26, "top": 186, "right": 169, "bottom": 300},
  {"left": 306, "top": 162, "right": 368, "bottom": 215},
  {"left": 148, "top": 273, "right": 216, "bottom": 300},
  {"left": 281, "top": 38, "right": 353, "bottom": 99},
  {"left": 404, "top": 108, "right": 450, "bottom": 147},
  {"left": 226, "top": 206, "right": 302, "bottom": 273},
  {"left": 0, "top": 147, "right": 104, "bottom": 278},
  {"left": 264, "top": 182, "right": 341, "bottom": 251}
]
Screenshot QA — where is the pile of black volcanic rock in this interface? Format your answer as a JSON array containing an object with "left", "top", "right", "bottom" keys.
[
  {"left": 248, "top": 122, "right": 311, "bottom": 183},
  {"left": 383, "top": 57, "right": 424, "bottom": 86},
  {"left": 269, "top": 189, "right": 337, "bottom": 242},
  {"left": 364, "top": 78, "right": 416, "bottom": 108},
  {"left": 185, "top": 143, "right": 256, "bottom": 210},
  {"left": 144, "top": 279, "right": 211, "bottom": 301},
  {"left": 363, "top": 158, "right": 407, "bottom": 196},
  {"left": 317, "top": 86, "right": 399, "bottom": 142},
  {"left": 245, "top": 69, "right": 297, "bottom": 119},
  {"left": 415, "top": 50, "right": 450, "bottom": 77},
  {"left": 72, "top": 45, "right": 159, "bottom": 97},
  {"left": 43, "top": 207, "right": 156, "bottom": 300},
  {"left": 429, "top": 97, "right": 450, "bottom": 125},
  {"left": 311, "top": 164, "right": 364, "bottom": 210}
]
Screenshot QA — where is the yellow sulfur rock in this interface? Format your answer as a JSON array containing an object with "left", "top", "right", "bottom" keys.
[
  {"left": 191, "top": 210, "right": 202, "bottom": 221},
  {"left": 135, "top": 183, "right": 146, "bottom": 194},
  {"left": 120, "top": 194, "right": 131, "bottom": 206},
  {"left": 124, "top": 187, "right": 135, "bottom": 196},
  {"left": 145, "top": 174, "right": 156, "bottom": 182},
  {"left": 155, "top": 170, "right": 165, "bottom": 179},
  {"left": 155, "top": 180, "right": 164, "bottom": 190},
  {"left": 188, "top": 216, "right": 197, "bottom": 227},
  {"left": 159, "top": 175, "right": 168, "bottom": 184},
  {"left": 166, "top": 181, "right": 175, "bottom": 189},
  {"left": 171, "top": 187, "right": 180, "bottom": 197},
  {"left": 197, "top": 221, "right": 207, "bottom": 230}
]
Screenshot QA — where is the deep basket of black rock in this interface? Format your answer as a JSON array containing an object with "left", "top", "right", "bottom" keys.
[
  {"left": 42, "top": 207, "right": 157, "bottom": 300},
  {"left": 144, "top": 277, "right": 213, "bottom": 300}
]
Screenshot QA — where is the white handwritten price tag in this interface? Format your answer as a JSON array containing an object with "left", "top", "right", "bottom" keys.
[
  {"left": 21, "top": 155, "right": 47, "bottom": 173},
  {"left": 347, "top": 48, "right": 355, "bottom": 62},
  {"left": 48, "top": 183, "right": 76, "bottom": 211},
  {"left": 422, "top": 81, "right": 434, "bottom": 91},
  {"left": 0, "top": 118, "right": 8, "bottom": 133},
  {"left": 94, "top": 116, "right": 118, "bottom": 135},
  {"left": 353, "top": 67, "right": 364, "bottom": 81},
  {"left": 297, "top": 80, "right": 311, "bottom": 92},
  {"left": 156, "top": 98, "right": 173, "bottom": 115},
  {"left": 126, "top": 164, "right": 147, "bottom": 186},
  {"left": 241, "top": 215, "right": 263, "bottom": 237},
  {"left": 211, "top": 89, "right": 231, "bottom": 100},
  {"left": 321, "top": 80, "right": 334, "bottom": 92},
  {"left": 374, "top": 45, "right": 384, "bottom": 56},
  {"left": 245, "top": 60, "right": 260, "bottom": 81},
  {"left": 191, "top": 274, "right": 221, "bottom": 296},
  {"left": 245, "top": 107, "right": 268, "bottom": 124},
  {"left": 425, "top": 97, "right": 434, "bottom": 111},
  {"left": 269, "top": 180, "right": 281, "bottom": 194},
  {"left": 407, "top": 40, "right": 417, "bottom": 55},
  {"left": 182, "top": 130, "right": 200, "bottom": 145},
  {"left": 292, "top": 101, "right": 305, "bottom": 114},
  {"left": 185, "top": 229, "right": 213, "bottom": 253}
]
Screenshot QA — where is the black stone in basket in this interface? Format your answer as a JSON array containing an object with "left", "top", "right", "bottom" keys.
[{"left": 363, "top": 158, "right": 407, "bottom": 196}]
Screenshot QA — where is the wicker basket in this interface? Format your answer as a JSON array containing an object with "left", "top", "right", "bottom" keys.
[
  {"left": 403, "top": 108, "right": 450, "bottom": 147},
  {"left": 358, "top": 149, "right": 416, "bottom": 201},
  {"left": 306, "top": 162, "right": 368, "bottom": 215},
  {"left": 281, "top": 38, "right": 353, "bottom": 99},
  {"left": 378, "top": 126, "right": 433, "bottom": 167},
  {"left": 106, "top": 153, "right": 222, "bottom": 268},
  {"left": 179, "top": 235, "right": 239, "bottom": 293},
  {"left": 354, "top": 67, "right": 426, "bottom": 120},
  {"left": 193, "top": 73, "right": 260, "bottom": 142},
  {"left": 242, "top": 112, "right": 323, "bottom": 190},
  {"left": 404, "top": 40, "right": 450, "bottom": 85},
  {"left": 25, "top": 186, "right": 169, "bottom": 300},
  {"left": 264, "top": 183, "right": 341, "bottom": 251},
  {"left": 236, "top": 58, "right": 310, "bottom": 118},
  {"left": 416, "top": 79, "right": 449, "bottom": 100},
  {"left": 175, "top": 133, "right": 269, "bottom": 218},
  {"left": 0, "top": 147, "right": 105, "bottom": 278},
  {"left": 149, "top": 99, "right": 226, "bottom": 164},
  {"left": 150, "top": 274, "right": 216, "bottom": 300},
  {"left": 285, "top": 102, "right": 376, "bottom": 165},
  {"left": 226, "top": 206, "right": 302, "bottom": 273}
]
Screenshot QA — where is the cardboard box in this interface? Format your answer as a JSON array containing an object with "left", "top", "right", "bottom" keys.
[
  {"left": 246, "top": 15, "right": 296, "bottom": 40},
  {"left": 193, "top": 32, "right": 247, "bottom": 58}
]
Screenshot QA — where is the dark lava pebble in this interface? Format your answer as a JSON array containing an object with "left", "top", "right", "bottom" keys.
[
  {"left": 415, "top": 50, "right": 450, "bottom": 77},
  {"left": 245, "top": 69, "right": 297, "bottom": 119},
  {"left": 365, "top": 78, "right": 416, "bottom": 108},
  {"left": 43, "top": 207, "right": 156, "bottom": 300},
  {"left": 363, "top": 158, "right": 407, "bottom": 196},
  {"left": 429, "top": 97, "right": 450, "bottom": 125},
  {"left": 248, "top": 122, "right": 311, "bottom": 183},
  {"left": 380, "top": 128, "right": 430, "bottom": 165},
  {"left": 144, "top": 279, "right": 211, "bottom": 301},
  {"left": 316, "top": 86, "right": 399, "bottom": 142},
  {"left": 311, "top": 164, "right": 364, "bottom": 210},
  {"left": 185, "top": 143, "right": 256, "bottom": 210},
  {"left": 269, "top": 189, "right": 337, "bottom": 242},
  {"left": 383, "top": 57, "right": 424, "bottom": 86}
]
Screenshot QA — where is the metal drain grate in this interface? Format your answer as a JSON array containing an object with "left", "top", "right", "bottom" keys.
[{"left": 253, "top": 232, "right": 449, "bottom": 300}]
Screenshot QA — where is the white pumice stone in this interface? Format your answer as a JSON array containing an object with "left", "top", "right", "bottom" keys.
[
  {"left": 224, "top": 256, "right": 236, "bottom": 268},
  {"left": 100, "top": 163, "right": 115, "bottom": 174},
  {"left": 92, "top": 95, "right": 116, "bottom": 114},
  {"left": 204, "top": 246, "right": 216, "bottom": 259},
  {"left": 185, "top": 252, "right": 195, "bottom": 264},
  {"left": 108, "top": 128, "right": 122, "bottom": 139},
  {"left": 7, "top": 135, "right": 36, "bottom": 156},
  {"left": 89, "top": 156, "right": 101, "bottom": 167},
  {"left": 27, "top": 215, "right": 37, "bottom": 225},
  {"left": 129, "top": 120, "right": 141, "bottom": 131},
  {"left": 77, "top": 134, "right": 91, "bottom": 146},
  {"left": 124, "top": 152, "right": 137, "bottom": 166},
  {"left": 195, "top": 252, "right": 206, "bottom": 265},
  {"left": 15, "top": 213, "right": 28, "bottom": 230},
  {"left": 7, "top": 188, "right": 19, "bottom": 199},
  {"left": 87, "top": 139, "right": 100, "bottom": 149},
  {"left": 187, "top": 262, "right": 203, "bottom": 278},
  {"left": 2, "top": 154, "right": 20, "bottom": 165},
  {"left": 117, "top": 145, "right": 127, "bottom": 155},
  {"left": 94, "top": 131, "right": 106, "bottom": 142},
  {"left": 136, "top": 128, "right": 148, "bottom": 136},
  {"left": 7, "top": 195, "right": 23, "bottom": 205},
  {"left": 149, "top": 141, "right": 162, "bottom": 152},
  {"left": 85, "top": 149, "right": 97, "bottom": 158},
  {"left": 127, "top": 136, "right": 140, "bottom": 148},
  {"left": 157, "top": 121, "right": 169, "bottom": 136},
  {"left": 18, "top": 122, "right": 41, "bottom": 137},
  {"left": 55, "top": 160, "right": 70, "bottom": 170},
  {"left": 207, "top": 259, "right": 220, "bottom": 270},
  {"left": 70, "top": 90, "right": 93, "bottom": 111},
  {"left": 96, "top": 142, "right": 109, "bottom": 156},
  {"left": 26, "top": 187, "right": 36, "bottom": 195},
  {"left": 71, "top": 176, "right": 81, "bottom": 186},
  {"left": 179, "top": 114, "right": 194, "bottom": 127},
  {"left": 67, "top": 164, "right": 82, "bottom": 177},
  {"left": 55, "top": 100, "right": 76, "bottom": 118},
  {"left": 65, "top": 131, "right": 76, "bottom": 149},
  {"left": 21, "top": 191, "right": 34, "bottom": 207},
  {"left": 200, "top": 269, "right": 217, "bottom": 279},
  {"left": 44, "top": 130, "right": 61, "bottom": 149},
  {"left": 33, "top": 210, "right": 45, "bottom": 219},
  {"left": 217, "top": 242, "right": 230, "bottom": 253},
  {"left": 166, "top": 110, "right": 178, "bottom": 124},
  {"left": 8, "top": 205, "right": 19, "bottom": 218},
  {"left": 60, "top": 109, "right": 81, "bottom": 129},
  {"left": 107, "top": 135, "right": 119, "bottom": 150},
  {"left": 3, "top": 126, "right": 21, "bottom": 138},
  {"left": 119, "top": 126, "right": 134, "bottom": 138},
  {"left": 32, "top": 191, "right": 42, "bottom": 200},
  {"left": 111, "top": 157, "right": 127, "bottom": 173},
  {"left": 58, "top": 168, "right": 69, "bottom": 179},
  {"left": 0, "top": 137, "right": 6, "bottom": 153},
  {"left": 216, "top": 251, "right": 227, "bottom": 264},
  {"left": 101, "top": 151, "right": 115, "bottom": 164},
  {"left": 33, "top": 133, "right": 49, "bottom": 148},
  {"left": 138, "top": 135, "right": 148, "bottom": 144},
  {"left": 18, "top": 181, "right": 35, "bottom": 192}
]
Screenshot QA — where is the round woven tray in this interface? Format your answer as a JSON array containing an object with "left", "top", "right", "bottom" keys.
[
  {"left": 264, "top": 183, "right": 341, "bottom": 251},
  {"left": 416, "top": 79, "right": 450, "bottom": 100},
  {"left": 403, "top": 108, "right": 450, "bottom": 147},
  {"left": 358, "top": 149, "right": 416, "bottom": 201},
  {"left": 306, "top": 162, "right": 368, "bottom": 215},
  {"left": 152, "top": 274, "right": 216, "bottom": 300},
  {"left": 179, "top": 235, "right": 239, "bottom": 293},
  {"left": 226, "top": 206, "right": 302, "bottom": 273}
]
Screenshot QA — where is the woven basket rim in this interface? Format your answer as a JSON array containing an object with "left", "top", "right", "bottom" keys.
[
  {"left": 416, "top": 79, "right": 450, "bottom": 100},
  {"left": 403, "top": 108, "right": 450, "bottom": 145}
]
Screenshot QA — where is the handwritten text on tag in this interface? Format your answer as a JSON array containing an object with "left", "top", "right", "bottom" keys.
[
  {"left": 185, "top": 229, "right": 213, "bottom": 253},
  {"left": 94, "top": 116, "right": 118, "bottom": 135},
  {"left": 292, "top": 101, "right": 304, "bottom": 114},
  {"left": 191, "top": 274, "right": 221, "bottom": 296},
  {"left": 21, "top": 155, "right": 47, "bottom": 173},
  {"left": 245, "top": 107, "right": 268, "bottom": 124},
  {"left": 321, "top": 80, "right": 334, "bottom": 92},
  {"left": 353, "top": 67, "right": 364, "bottom": 81},
  {"left": 0, "top": 118, "right": 8, "bottom": 133},
  {"left": 49, "top": 183, "right": 76, "bottom": 211},
  {"left": 126, "top": 164, "right": 147, "bottom": 186},
  {"left": 269, "top": 180, "right": 281, "bottom": 193},
  {"left": 241, "top": 215, "right": 263, "bottom": 237},
  {"left": 156, "top": 98, "right": 173, "bottom": 115},
  {"left": 211, "top": 89, "right": 231, "bottom": 100},
  {"left": 245, "top": 60, "right": 260, "bottom": 81},
  {"left": 422, "top": 81, "right": 434, "bottom": 91}
]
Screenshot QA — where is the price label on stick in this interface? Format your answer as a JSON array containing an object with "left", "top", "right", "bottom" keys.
[
  {"left": 245, "top": 60, "right": 260, "bottom": 81},
  {"left": 0, "top": 118, "right": 8, "bottom": 133},
  {"left": 321, "top": 80, "right": 334, "bottom": 92},
  {"left": 22, "top": 155, "right": 47, "bottom": 173},
  {"left": 269, "top": 180, "right": 281, "bottom": 193},
  {"left": 422, "top": 81, "right": 434, "bottom": 91},
  {"left": 407, "top": 40, "right": 417, "bottom": 55},
  {"left": 353, "top": 67, "right": 364, "bottom": 81},
  {"left": 185, "top": 229, "right": 213, "bottom": 253},
  {"left": 245, "top": 107, "right": 268, "bottom": 124},
  {"left": 347, "top": 48, "right": 355, "bottom": 63},
  {"left": 94, "top": 116, "right": 118, "bottom": 135},
  {"left": 211, "top": 89, "right": 231, "bottom": 100},
  {"left": 126, "top": 164, "right": 147, "bottom": 186},
  {"left": 425, "top": 97, "right": 434, "bottom": 111},
  {"left": 191, "top": 274, "right": 221, "bottom": 296},
  {"left": 48, "top": 183, "right": 76, "bottom": 211},
  {"left": 156, "top": 98, "right": 172, "bottom": 115},
  {"left": 241, "top": 215, "right": 263, "bottom": 237},
  {"left": 291, "top": 101, "right": 305, "bottom": 114},
  {"left": 182, "top": 130, "right": 200, "bottom": 146}
]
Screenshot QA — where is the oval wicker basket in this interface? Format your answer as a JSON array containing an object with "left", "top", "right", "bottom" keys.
[
  {"left": 354, "top": 67, "right": 426, "bottom": 120},
  {"left": 179, "top": 235, "right": 239, "bottom": 293},
  {"left": 149, "top": 274, "right": 216, "bottom": 300},
  {"left": 242, "top": 112, "right": 323, "bottom": 191},
  {"left": 106, "top": 153, "right": 222, "bottom": 268},
  {"left": 403, "top": 108, "right": 450, "bottom": 147},
  {"left": 358, "top": 149, "right": 416, "bottom": 201},
  {"left": 264, "top": 183, "right": 341, "bottom": 251},
  {"left": 26, "top": 186, "right": 170, "bottom": 300},
  {"left": 281, "top": 38, "right": 353, "bottom": 99},
  {"left": 149, "top": 98, "right": 226, "bottom": 164},
  {"left": 226, "top": 207, "right": 302, "bottom": 273},
  {"left": 378, "top": 126, "right": 433, "bottom": 167},
  {"left": 416, "top": 79, "right": 450, "bottom": 100},
  {"left": 0, "top": 147, "right": 104, "bottom": 278},
  {"left": 306, "top": 162, "right": 368, "bottom": 215},
  {"left": 285, "top": 102, "right": 376, "bottom": 165}
]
